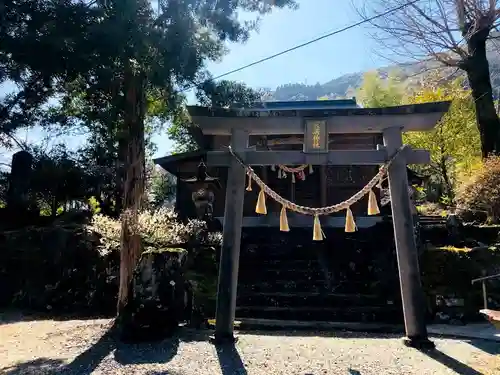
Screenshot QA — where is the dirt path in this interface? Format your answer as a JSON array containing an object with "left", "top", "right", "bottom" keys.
[{"left": 1, "top": 313, "right": 498, "bottom": 375}]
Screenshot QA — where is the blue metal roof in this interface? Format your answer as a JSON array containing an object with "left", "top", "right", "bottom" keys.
[{"left": 234, "top": 98, "right": 359, "bottom": 111}]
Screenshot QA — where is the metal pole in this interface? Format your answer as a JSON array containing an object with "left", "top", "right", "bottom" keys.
[{"left": 482, "top": 281, "right": 488, "bottom": 310}]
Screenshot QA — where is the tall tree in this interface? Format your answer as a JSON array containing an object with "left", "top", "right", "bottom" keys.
[
  {"left": 2, "top": 0, "right": 297, "bottom": 316},
  {"left": 356, "top": 71, "right": 403, "bottom": 107},
  {"left": 0, "top": 0, "right": 97, "bottom": 148},
  {"left": 28, "top": 144, "right": 92, "bottom": 217},
  {"left": 75, "top": 0, "right": 295, "bottom": 315},
  {"left": 357, "top": 71, "right": 481, "bottom": 198},
  {"left": 404, "top": 76, "right": 480, "bottom": 197},
  {"left": 168, "top": 80, "right": 262, "bottom": 152},
  {"left": 147, "top": 165, "right": 176, "bottom": 209},
  {"left": 359, "top": 0, "right": 500, "bottom": 157}
]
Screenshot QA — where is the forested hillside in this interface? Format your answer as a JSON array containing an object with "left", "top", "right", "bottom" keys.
[{"left": 267, "top": 45, "right": 500, "bottom": 101}]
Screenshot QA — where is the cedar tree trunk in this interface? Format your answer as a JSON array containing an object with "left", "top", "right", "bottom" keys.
[{"left": 117, "top": 66, "right": 146, "bottom": 316}]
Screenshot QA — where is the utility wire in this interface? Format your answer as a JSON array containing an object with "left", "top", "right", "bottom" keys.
[{"left": 182, "top": 0, "right": 422, "bottom": 93}]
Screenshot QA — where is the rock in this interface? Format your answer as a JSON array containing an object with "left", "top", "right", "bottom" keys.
[
  {"left": 119, "top": 247, "right": 188, "bottom": 342},
  {"left": 470, "top": 245, "right": 490, "bottom": 252},
  {"left": 446, "top": 214, "right": 463, "bottom": 245}
]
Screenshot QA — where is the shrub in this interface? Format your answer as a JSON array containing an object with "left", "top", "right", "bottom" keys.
[
  {"left": 421, "top": 245, "right": 500, "bottom": 318},
  {"left": 90, "top": 208, "right": 222, "bottom": 317},
  {"left": 416, "top": 202, "right": 449, "bottom": 217},
  {"left": 0, "top": 222, "right": 118, "bottom": 314},
  {"left": 0, "top": 208, "right": 221, "bottom": 316},
  {"left": 455, "top": 156, "right": 500, "bottom": 223},
  {"left": 89, "top": 208, "right": 222, "bottom": 255}
]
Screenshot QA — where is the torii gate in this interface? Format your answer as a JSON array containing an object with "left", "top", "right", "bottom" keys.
[{"left": 187, "top": 101, "right": 450, "bottom": 348}]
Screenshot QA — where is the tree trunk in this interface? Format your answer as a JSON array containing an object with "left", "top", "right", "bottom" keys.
[
  {"left": 51, "top": 198, "right": 58, "bottom": 218},
  {"left": 115, "top": 141, "right": 126, "bottom": 217},
  {"left": 464, "top": 27, "right": 500, "bottom": 158},
  {"left": 439, "top": 155, "right": 453, "bottom": 199},
  {"left": 117, "top": 65, "right": 146, "bottom": 316},
  {"left": 438, "top": 138, "right": 453, "bottom": 199}
]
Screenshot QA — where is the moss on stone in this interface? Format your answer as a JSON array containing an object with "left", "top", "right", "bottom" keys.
[
  {"left": 421, "top": 245, "right": 500, "bottom": 316},
  {"left": 142, "top": 247, "right": 187, "bottom": 255},
  {"left": 427, "top": 245, "right": 472, "bottom": 252}
]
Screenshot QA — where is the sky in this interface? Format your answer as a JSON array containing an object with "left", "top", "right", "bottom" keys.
[{"left": 1, "top": 0, "right": 388, "bottom": 166}]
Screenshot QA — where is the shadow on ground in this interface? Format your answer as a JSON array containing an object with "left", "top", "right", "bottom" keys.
[
  {"left": 134, "top": 341, "right": 246, "bottom": 375},
  {"left": 466, "top": 338, "right": 500, "bottom": 355},
  {"left": 113, "top": 328, "right": 211, "bottom": 366},
  {"left": 305, "top": 369, "right": 362, "bottom": 375},
  {"left": 2, "top": 324, "right": 497, "bottom": 375},
  {"left": 237, "top": 329, "right": 403, "bottom": 339},
  {"left": 1, "top": 358, "right": 66, "bottom": 374},
  {"left": 1, "top": 324, "right": 212, "bottom": 375},
  {"left": 0, "top": 309, "right": 113, "bottom": 326},
  {"left": 420, "top": 348, "right": 485, "bottom": 375},
  {"left": 216, "top": 343, "right": 247, "bottom": 375}
]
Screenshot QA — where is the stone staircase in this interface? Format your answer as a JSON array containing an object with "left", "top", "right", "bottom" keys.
[{"left": 236, "top": 224, "right": 404, "bottom": 324}]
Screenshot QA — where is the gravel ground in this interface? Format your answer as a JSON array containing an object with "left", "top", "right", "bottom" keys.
[{"left": 0, "top": 313, "right": 498, "bottom": 375}]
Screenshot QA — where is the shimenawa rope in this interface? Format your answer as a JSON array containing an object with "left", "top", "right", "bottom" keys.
[{"left": 228, "top": 145, "right": 407, "bottom": 216}]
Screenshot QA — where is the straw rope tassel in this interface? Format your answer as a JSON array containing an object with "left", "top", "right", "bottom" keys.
[
  {"left": 271, "top": 165, "right": 276, "bottom": 172},
  {"left": 345, "top": 207, "right": 357, "bottom": 233},
  {"left": 245, "top": 173, "right": 252, "bottom": 191},
  {"left": 309, "top": 164, "right": 313, "bottom": 174},
  {"left": 367, "top": 189, "right": 380, "bottom": 215},
  {"left": 291, "top": 173, "right": 296, "bottom": 183},
  {"left": 313, "top": 215, "right": 324, "bottom": 241},
  {"left": 280, "top": 206, "right": 290, "bottom": 232},
  {"left": 278, "top": 169, "right": 282, "bottom": 179},
  {"left": 255, "top": 189, "right": 267, "bottom": 215}
]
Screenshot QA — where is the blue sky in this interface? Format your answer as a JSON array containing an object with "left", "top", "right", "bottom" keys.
[
  {"left": 1, "top": 0, "right": 388, "bottom": 166},
  {"left": 157, "top": 0, "right": 387, "bottom": 156}
]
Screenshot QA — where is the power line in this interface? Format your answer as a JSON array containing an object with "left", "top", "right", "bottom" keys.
[{"left": 183, "top": 0, "right": 422, "bottom": 93}]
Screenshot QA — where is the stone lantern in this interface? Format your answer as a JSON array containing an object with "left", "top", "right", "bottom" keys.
[{"left": 182, "top": 160, "right": 220, "bottom": 222}]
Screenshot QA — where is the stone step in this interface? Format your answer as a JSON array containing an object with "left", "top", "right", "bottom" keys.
[
  {"left": 233, "top": 226, "right": 401, "bottom": 324},
  {"left": 240, "top": 249, "right": 319, "bottom": 262},
  {"left": 236, "top": 318, "right": 404, "bottom": 333},
  {"left": 241, "top": 244, "right": 324, "bottom": 259},
  {"left": 237, "top": 292, "right": 396, "bottom": 308},
  {"left": 239, "top": 246, "right": 391, "bottom": 263},
  {"left": 238, "top": 272, "right": 381, "bottom": 291},
  {"left": 238, "top": 279, "right": 387, "bottom": 294},
  {"left": 239, "top": 259, "right": 319, "bottom": 268},
  {"left": 239, "top": 280, "right": 331, "bottom": 294},
  {"left": 235, "top": 305, "right": 404, "bottom": 323},
  {"left": 238, "top": 266, "right": 326, "bottom": 280}
]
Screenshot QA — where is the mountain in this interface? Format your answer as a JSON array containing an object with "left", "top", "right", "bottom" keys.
[{"left": 266, "top": 46, "right": 500, "bottom": 101}]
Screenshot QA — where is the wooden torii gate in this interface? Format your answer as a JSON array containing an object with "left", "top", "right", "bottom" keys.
[{"left": 187, "top": 101, "right": 451, "bottom": 348}]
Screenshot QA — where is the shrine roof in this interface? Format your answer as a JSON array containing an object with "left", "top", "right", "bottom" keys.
[
  {"left": 236, "top": 98, "right": 359, "bottom": 110},
  {"left": 187, "top": 100, "right": 448, "bottom": 118},
  {"left": 186, "top": 100, "right": 451, "bottom": 135},
  {"left": 154, "top": 150, "right": 205, "bottom": 175}
]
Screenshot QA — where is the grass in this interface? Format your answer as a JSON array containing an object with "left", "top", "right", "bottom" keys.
[
  {"left": 207, "top": 319, "right": 241, "bottom": 328},
  {"left": 416, "top": 202, "right": 449, "bottom": 217}
]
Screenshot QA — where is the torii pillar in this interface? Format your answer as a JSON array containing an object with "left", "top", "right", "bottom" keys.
[
  {"left": 210, "top": 128, "right": 248, "bottom": 344},
  {"left": 384, "top": 126, "right": 434, "bottom": 349}
]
